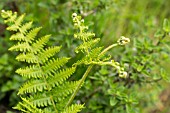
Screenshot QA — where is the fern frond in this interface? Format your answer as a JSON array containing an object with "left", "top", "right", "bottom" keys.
[
  {"left": 18, "top": 80, "right": 47, "bottom": 95},
  {"left": 29, "top": 94, "right": 52, "bottom": 107},
  {"left": 74, "top": 32, "right": 95, "bottom": 41},
  {"left": 62, "top": 104, "right": 84, "bottom": 113},
  {"left": 6, "top": 24, "right": 19, "bottom": 31},
  {"left": 75, "top": 38, "right": 100, "bottom": 53},
  {"left": 43, "top": 57, "right": 70, "bottom": 75},
  {"left": 2, "top": 10, "right": 85, "bottom": 112},
  {"left": 88, "top": 47, "right": 103, "bottom": 60},
  {"left": 15, "top": 14, "right": 25, "bottom": 26},
  {"left": 13, "top": 97, "right": 42, "bottom": 113},
  {"left": 10, "top": 33, "right": 26, "bottom": 41},
  {"left": 1, "top": 10, "right": 13, "bottom": 19},
  {"left": 28, "top": 81, "right": 80, "bottom": 107},
  {"left": 16, "top": 53, "right": 39, "bottom": 63},
  {"left": 38, "top": 46, "right": 61, "bottom": 63},
  {"left": 74, "top": 47, "right": 103, "bottom": 66},
  {"left": 3, "top": 12, "right": 17, "bottom": 23},
  {"left": 31, "top": 35, "right": 51, "bottom": 54},
  {"left": 16, "top": 65, "right": 43, "bottom": 78},
  {"left": 8, "top": 42, "right": 32, "bottom": 52},
  {"left": 48, "top": 67, "right": 76, "bottom": 87},
  {"left": 51, "top": 81, "right": 80, "bottom": 98},
  {"left": 26, "top": 27, "right": 42, "bottom": 43},
  {"left": 19, "top": 21, "right": 33, "bottom": 34}
]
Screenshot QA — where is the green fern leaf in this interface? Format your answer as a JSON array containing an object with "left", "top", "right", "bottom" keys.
[
  {"left": 15, "top": 14, "right": 25, "bottom": 26},
  {"left": 16, "top": 65, "right": 43, "bottom": 78},
  {"left": 18, "top": 80, "right": 47, "bottom": 95},
  {"left": 28, "top": 81, "right": 80, "bottom": 107},
  {"left": 10, "top": 33, "right": 26, "bottom": 41},
  {"left": 16, "top": 53, "right": 39, "bottom": 63},
  {"left": 88, "top": 47, "right": 103, "bottom": 60},
  {"left": 1, "top": 10, "right": 13, "bottom": 19},
  {"left": 29, "top": 93, "right": 52, "bottom": 107},
  {"left": 8, "top": 42, "right": 32, "bottom": 52},
  {"left": 62, "top": 104, "right": 84, "bottom": 113},
  {"left": 48, "top": 67, "right": 76, "bottom": 87},
  {"left": 38, "top": 46, "right": 61, "bottom": 63},
  {"left": 7, "top": 24, "right": 19, "bottom": 31},
  {"left": 51, "top": 81, "right": 80, "bottom": 98},
  {"left": 4, "top": 12, "right": 17, "bottom": 23},
  {"left": 1, "top": 10, "right": 85, "bottom": 112},
  {"left": 20, "top": 21, "right": 33, "bottom": 34},
  {"left": 31, "top": 35, "right": 51, "bottom": 54},
  {"left": 43, "top": 57, "right": 70, "bottom": 75},
  {"left": 74, "top": 32, "right": 95, "bottom": 41},
  {"left": 75, "top": 38, "right": 100, "bottom": 53},
  {"left": 13, "top": 97, "right": 42, "bottom": 113},
  {"left": 26, "top": 27, "right": 42, "bottom": 43}
]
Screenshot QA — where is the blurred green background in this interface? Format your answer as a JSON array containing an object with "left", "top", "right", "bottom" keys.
[{"left": 0, "top": 0, "right": 170, "bottom": 113}]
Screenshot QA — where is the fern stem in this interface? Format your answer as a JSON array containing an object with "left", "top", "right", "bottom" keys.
[
  {"left": 65, "top": 65, "right": 93, "bottom": 107},
  {"left": 99, "top": 43, "right": 118, "bottom": 56}
]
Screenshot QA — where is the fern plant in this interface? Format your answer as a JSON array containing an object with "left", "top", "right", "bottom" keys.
[
  {"left": 1, "top": 10, "right": 130, "bottom": 112},
  {"left": 1, "top": 10, "right": 84, "bottom": 113}
]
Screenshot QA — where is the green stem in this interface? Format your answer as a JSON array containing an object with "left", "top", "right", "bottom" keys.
[
  {"left": 65, "top": 65, "right": 93, "bottom": 108},
  {"left": 99, "top": 43, "right": 118, "bottom": 56}
]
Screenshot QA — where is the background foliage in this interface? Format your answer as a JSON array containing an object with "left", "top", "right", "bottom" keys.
[{"left": 0, "top": 0, "right": 170, "bottom": 113}]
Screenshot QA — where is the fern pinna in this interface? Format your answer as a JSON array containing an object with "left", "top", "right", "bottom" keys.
[{"left": 1, "top": 10, "right": 84, "bottom": 113}]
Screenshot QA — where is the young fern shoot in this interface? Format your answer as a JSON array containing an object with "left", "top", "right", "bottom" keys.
[{"left": 65, "top": 13, "right": 130, "bottom": 107}]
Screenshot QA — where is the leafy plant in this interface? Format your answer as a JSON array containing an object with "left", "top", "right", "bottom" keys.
[{"left": 1, "top": 10, "right": 130, "bottom": 112}]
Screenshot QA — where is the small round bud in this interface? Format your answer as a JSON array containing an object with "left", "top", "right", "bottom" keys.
[
  {"left": 81, "top": 19, "right": 84, "bottom": 23},
  {"left": 72, "top": 13, "right": 77, "bottom": 18},
  {"left": 119, "top": 71, "right": 128, "bottom": 78},
  {"left": 117, "top": 36, "right": 130, "bottom": 45}
]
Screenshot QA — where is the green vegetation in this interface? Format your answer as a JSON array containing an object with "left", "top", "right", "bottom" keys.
[{"left": 0, "top": 0, "right": 170, "bottom": 113}]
